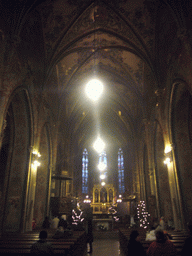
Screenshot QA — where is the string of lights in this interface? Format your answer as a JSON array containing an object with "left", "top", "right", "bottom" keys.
[{"left": 137, "top": 200, "right": 150, "bottom": 229}]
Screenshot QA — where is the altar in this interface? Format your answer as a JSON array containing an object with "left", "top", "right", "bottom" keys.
[
  {"left": 92, "top": 217, "right": 113, "bottom": 231},
  {"left": 91, "top": 184, "right": 116, "bottom": 214}
]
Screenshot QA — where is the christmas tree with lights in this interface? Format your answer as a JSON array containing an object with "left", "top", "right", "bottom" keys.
[
  {"left": 109, "top": 204, "right": 119, "bottom": 222},
  {"left": 137, "top": 201, "right": 150, "bottom": 229},
  {"left": 72, "top": 203, "right": 84, "bottom": 227}
]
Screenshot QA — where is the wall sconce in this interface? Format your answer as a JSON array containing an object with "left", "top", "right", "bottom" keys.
[
  {"left": 164, "top": 145, "right": 173, "bottom": 165},
  {"left": 164, "top": 157, "right": 171, "bottom": 165},
  {"left": 83, "top": 195, "right": 91, "bottom": 204},
  {"left": 31, "top": 150, "right": 41, "bottom": 168},
  {"left": 117, "top": 194, "right": 122, "bottom": 203}
]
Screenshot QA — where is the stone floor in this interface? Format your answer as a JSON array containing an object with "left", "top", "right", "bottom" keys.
[{"left": 86, "top": 231, "right": 125, "bottom": 256}]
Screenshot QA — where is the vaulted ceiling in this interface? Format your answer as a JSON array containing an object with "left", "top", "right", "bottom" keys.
[
  {"left": 2, "top": 0, "right": 186, "bottom": 152},
  {"left": 40, "top": 0, "right": 158, "bottom": 151}
]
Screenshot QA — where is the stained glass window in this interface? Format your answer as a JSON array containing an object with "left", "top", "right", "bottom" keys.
[
  {"left": 99, "top": 151, "right": 107, "bottom": 167},
  {"left": 118, "top": 148, "right": 125, "bottom": 194},
  {"left": 82, "top": 148, "right": 88, "bottom": 194},
  {"left": 98, "top": 151, "right": 107, "bottom": 182}
]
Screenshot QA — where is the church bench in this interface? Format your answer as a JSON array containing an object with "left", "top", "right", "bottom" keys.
[
  {"left": 0, "top": 241, "right": 75, "bottom": 247},
  {"left": 0, "top": 242, "right": 72, "bottom": 255},
  {"left": 0, "top": 231, "right": 87, "bottom": 256},
  {"left": 142, "top": 240, "right": 185, "bottom": 248},
  {"left": 0, "top": 237, "right": 80, "bottom": 243},
  {"left": 119, "top": 228, "right": 187, "bottom": 256}
]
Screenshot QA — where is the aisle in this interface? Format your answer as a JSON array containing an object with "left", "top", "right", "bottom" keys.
[{"left": 86, "top": 231, "right": 125, "bottom": 256}]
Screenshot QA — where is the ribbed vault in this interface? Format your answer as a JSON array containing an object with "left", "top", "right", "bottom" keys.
[{"left": 48, "top": 0, "right": 156, "bottom": 150}]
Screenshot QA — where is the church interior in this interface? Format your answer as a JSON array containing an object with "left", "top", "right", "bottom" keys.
[{"left": 0, "top": 0, "right": 192, "bottom": 238}]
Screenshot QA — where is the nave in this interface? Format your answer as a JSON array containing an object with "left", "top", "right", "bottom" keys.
[
  {"left": 1, "top": 0, "right": 192, "bottom": 235},
  {"left": 0, "top": 228, "right": 124, "bottom": 256},
  {"left": 86, "top": 231, "right": 124, "bottom": 256},
  {"left": 0, "top": 227, "right": 188, "bottom": 255}
]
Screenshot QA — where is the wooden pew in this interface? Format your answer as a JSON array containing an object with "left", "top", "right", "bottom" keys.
[
  {"left": 119, "top": 228, "right": 187, "bottom": 256},
  {"left": 141, "top": 240, "right": 185, "bottom": 255},
  {"left": 0, "top": 230, "right": 87, "bottom": 256}
]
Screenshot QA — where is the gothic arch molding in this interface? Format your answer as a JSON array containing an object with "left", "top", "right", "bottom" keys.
[
  {"left": 0, "top": 87, "right": 33, "bottom": 232},
  {"left": 170, "top": 81, "right": 192, "bottom": 226},
  {"left": 33, "top": 123, "right": 52, "bottom": 227},
  {"left": 154, "top": 120, "right": 173, "bottom": 222}
]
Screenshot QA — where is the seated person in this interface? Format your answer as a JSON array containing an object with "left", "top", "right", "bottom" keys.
[
  {"left": 127, "top": 230, "right": 146, "bottom": 256},
  {"left": 146, "top": 227, "right": 156, "bottom": 241},
  {"left": 181, "top": 221, "right": 192, "bottom": 256},
  {"left": 52, "top": 219, "right": 73, "bottom": 239},
  {"left": 30, "top": 230, "right": 54, "bottom": 255},
  {"left": 147, "top": 230, "right": 177, "bottom": 256}
]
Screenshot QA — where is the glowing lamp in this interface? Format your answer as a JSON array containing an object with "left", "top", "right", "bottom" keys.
[
  {"left": 85, "top": 79, "right": 103, "bottom": 101},
  {"left": 93, "top": 137, "right": 105, "bottom": 153},
  {"left": 100, "top": 174, "right": 106, "bottom": 179},
  {"left": 98, "top": 162, "right": 106, "bottom": 171}
]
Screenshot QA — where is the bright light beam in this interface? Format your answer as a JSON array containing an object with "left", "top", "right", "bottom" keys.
[
  {"left": 98, "top": 162, "right": 106, "bottom": 171},
  {"left": 85, "top": 79, "right": 103, "bottom": 101},
  {"left": 100, "top": 174, "right": 106, "bottom": 179},
  {"left": 93, "top": 137, "right": 105, "bottom": 153}
]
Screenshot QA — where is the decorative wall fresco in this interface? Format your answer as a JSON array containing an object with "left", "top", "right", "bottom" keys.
[{"left": 39, "top": 0, "right": 155, "bottom": 63}]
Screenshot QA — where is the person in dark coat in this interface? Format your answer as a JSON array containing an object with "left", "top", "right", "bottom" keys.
[
  {"left": 127, "top": 230, "right": 146, "bottom": 256},
  {"left": 58, "top": 217, "right": 67, "bottom": 229},
  {"left": 83, "top": 206, "right": 93, "bottom": 254},
  {"left": 181, "top": 221, "right": 192, "bottom": 256},
  {"left": 52, "top": 217, "right": 73, "bottom": 239},
  {"left": 147, "top": 230, "right": 177, "bottom": 256},
  {"left": 30, "top": 230, "right": 54, "bottom": 255},
  {"left": 86, "top": 218, "right": 93, "bottom": 253},
  {"left": 42, "top": 216, "right": 50, "bottom": 229}
]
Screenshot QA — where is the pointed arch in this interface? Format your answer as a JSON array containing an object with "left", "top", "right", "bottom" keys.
[
  {"left": 98, "top": 151, "right": 107, "bottom": 183},
  {"left": 118, "top": 148, "right": 125, "bottom": 194},
  {"left": 82, "top": 148, "right": 88, "bottom": 194}
]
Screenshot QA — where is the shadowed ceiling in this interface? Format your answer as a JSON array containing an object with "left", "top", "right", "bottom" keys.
[
  {"left": 2, "top": 0, "right": 182, "bottom": 152},
  {"left": 39, "top": 0, "right": 159, "bottom": 151}
]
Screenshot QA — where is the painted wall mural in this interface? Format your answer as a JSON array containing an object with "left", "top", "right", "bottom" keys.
[{"left": 39, "top": 0, "right": 155, "bottom": 63}]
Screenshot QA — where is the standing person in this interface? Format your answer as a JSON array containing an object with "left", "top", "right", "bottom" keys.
[
  {"left": 50, "top": 216, "right": 59, "bottom": 229},
  {"left": 86, "top": 218, "right": 93, "bottom": 253},
  {"left": 155, "top": 216, "right": 165, "bottom": 232},
  {"left": 42, "top": 216, "right": 50, "bottom": 229},
  {"left": 30, "top": 230, "right": 54, "bottom": 255},
  {"left": 32, "top": 218, "right": 36, "bottom": 230},
  {"left": 147, "top": 230, "right": 177, "bottom": 256},
  {"left": 181, "top": 221, "right": 192, "bottom": 256},
  {"left": 127, "top": 230, "right": 146, "bottom": 256},
  {"left": 84, "top": 206, "right": 93, "bottom": 254},
  {"left": 145, "top": 227, "right": 156, "bottom": 241},
  {"left": 160, "top": 216, "right": 166, "bottom": 230}
]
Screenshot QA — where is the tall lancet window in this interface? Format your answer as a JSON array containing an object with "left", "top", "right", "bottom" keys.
[
  {"left": 118, "top": 148, "right": 125, "bottom": 194},
  {"left": 98, "top": 151, "right": 107, "bottom": 183},
  {"left": 99, "top": 151, "right": 107, "bottom": 167},
  {"left": 82, "top": 148, "right": 88, "bottom": 194}
]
